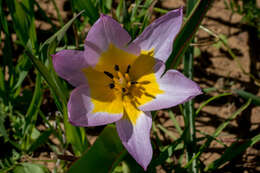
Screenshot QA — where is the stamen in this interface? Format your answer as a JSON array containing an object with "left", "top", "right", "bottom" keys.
[
  {"left": 139, "top": 81, "right": 150, "bottom": 85},
  {"left": 126, "top": 65, "right": 131, "bottom": 73},
  {"left": 127, "top": 82, "right": 131, "bottom": 88},
  {"left": 125, "top": 73, "right": 130, "bottom": 81},
  {"left": 122, "top": 88, "right": 126, "bottom": 92},
  {"left": 117, "top": 71, "right": 124, "bottom": 79},
  {"left": 109, "top": 83, "right": 115, "bottom": 89},
  {"left": 114, "top": 65, "right": 119, "bottom": 71},
  {"left": 113, "top": 77, "right": 119, "bottom": 83},
  {"left": 131, "top": 81, "right": 138, "bottom": 85},
  {"left": 104, "top": 71, "right": 114, "bottom": 79}
]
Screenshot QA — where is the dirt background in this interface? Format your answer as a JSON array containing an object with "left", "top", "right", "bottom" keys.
[
  {"left": 160, "top": 0, "right": 260, "bottom": 172},
  {"left": 7, "top": 0, "right": 260, "bottom": 172}
]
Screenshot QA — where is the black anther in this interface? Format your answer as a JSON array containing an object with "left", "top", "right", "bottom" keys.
[
  {"left": 126, "top": 65, "right": 131, "bottom": 73},
  {"left": 104, "top": 71, "right": 114, "bottom": 79},
  {"left": 109, "top": 83, "right": 115, "bottom": 89},
  {"left": 114, "top": 65, "right": 119, "bottom": 71},
  {"left": 131, "top": 81, "right": 138, "bottom": 85},
  {"left": 122, "top": 88, "right": 126, "bottom": 92}
]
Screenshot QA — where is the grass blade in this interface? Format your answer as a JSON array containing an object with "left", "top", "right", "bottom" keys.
[
  {"left": 196, "top": 93, "right": 233, "bottom": 115},
  {"left": 205, "top": 133, "right": 260, "bottom": 171},
  {"left": 184, "top": 98, "right": 252, "bottom": 169},
  {"left": 40, "top": 10, "right": 84, "bottom": 50},
  {"left": 67, "top": 125, "right": 125, "bottom": 173},
  {"left": 166, "top": 0, "right": 214, "bottom": 69},
  {"left": 168, "top": 110, "right": 183, "bottom": 134},
  {"left": 183, "top": 46, "right": 197, "bottom": 172},
  {"left": 235, "top": 89, "right": 260, "bottom": 105}
]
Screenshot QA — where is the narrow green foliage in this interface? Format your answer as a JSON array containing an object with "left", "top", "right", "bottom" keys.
[
  {"left": 183, "top": 46, "right": 197, "bottom": 173},
  {"left": 22, "top": 74, "right": 43, "bottom": 151},
  {"left": 157, "top": 124, "right": 177, "bottom": 140},
  {"left": 185, "top": 98, "right": 252, "bottom": 169},
  {"left": 70, "top": 0, "right": 99, "bottom": 25},
  {"left": 150, "top": 138, "right": 183, "bottom": 167},
  {"left": 40, "top": 10, "right": 84, "bottom": 51},
  {"left": 68, "top": 125, "right": 125, "bottom": 173},
  {"left": 28, "top": 129, "right": 53, "bottom": 153},
  {"left": 205, "top": 133, "right": 260, "bottom": 171},
  {"left": 168, "top": 111, "right": 183, "bottom": 135},
  {"left": 24, "top": 48, "right": 66, "bottom": 109},
  {"left": 166, "top": 0, "right": 214, "bottom": 69},
  {"left": 196, "top": 93, "right": 233, "bottom": 115},
  {"left": 1, "top": 0, "right": 258, "bottom": 172},
  {"left": 6, "top": 0, "right": 37, "bottom": 47},
  {"left": 235, "top": 89, "right": 260, "bottom": 105},
  {"left": 12, "top": 163, "right": 49, "bottom": 173}
]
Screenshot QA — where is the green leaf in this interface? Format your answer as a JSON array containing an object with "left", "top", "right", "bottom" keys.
[
  {"left": 67, "top": 125, "right": 125, "bottom": 173},
  {"left": 150, "top": 138, "right": 183, "bottom": 168},
  {"left": 168, "top": 110, "right": 183, "bottom": 134},
  {"left": 0, "top": 111, "right": 8, "bottom": 140},
  {"left": 205, "top": 133, "right": 260, "bottom": 172},
  {"left": 6, "top": 0, "right": 37, "bottom": 47},
  {"left": 12, "top": 54, "right": 32, "bottom": 91},
  {"left": 183, "top": 46, "right": 197, "bottom": 173},
  {"left": 12, "top": 163, "right": 49, "bottom": 173},
  {"left": 24, "top": 47, "right": 66, "bottom": 107},
  {"left": 235, "top": 89, "right": 260, "bottom": 105},
  {"left": 0, "top": 67, "right": 6, "bottom": 99},
  {"left": 25, "top": 43, "right": 89, "bottom": 156},
  {"left": 63, "top": 110, "right": 89, "bottom": 156},
  {"left": 28, "top": 129, "right": 52, "bottom": 153},
  {"left": 196, "top": 93, "right": 233, "bottom": 115},
  {"left": 40, "top": 10, "right": 84, "bottom": 50},
  {"left": 70, "top": 0, "right": 99, "bottom": 25},
  {"left": 166, "top": 0, "right": 214, "bottom": 69},
  {"left": 184, "top": 98, "right": 252, "bottom": 169}
]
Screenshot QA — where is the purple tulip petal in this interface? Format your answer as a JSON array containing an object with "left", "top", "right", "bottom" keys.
[
  {"left": 133, "top": 8, "right": 183, "bottom": 62},
  {"left": 139, "top": 69, "right": 202, "bottom": 111},
  {"left": 84, "top": 14, "right": 140, "bottom": 66},
  {"left": 116, "top": 111, "right": 152, "bottom": 170},
  {"left": 52, "top": 50, "right": 88, "bottom": 87},
  {"left": 68, "top": 85, "right": 123, "bottom": 126}
]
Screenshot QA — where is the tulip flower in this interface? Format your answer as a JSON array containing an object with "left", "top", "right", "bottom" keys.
[{"left": 52, "top": 8, "right": 201, "bottom": 170}]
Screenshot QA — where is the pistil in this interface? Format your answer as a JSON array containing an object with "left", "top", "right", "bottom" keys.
[{"left": 104, "top": 64, "right": 145, "bottom": 97}]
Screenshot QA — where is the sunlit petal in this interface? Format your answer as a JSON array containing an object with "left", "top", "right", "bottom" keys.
[
  {"left": 84, "top": 14, "right": 140, "bottom": 67},
  {"left": 68, "top": 85, "right": 123, "bottom": 126},
  {"left": 52, "top": 50, "right": 87, "bottom": 87},
  {"left": 139, "top": 69, "right": 202, "bottom": 111},
  {"left": 116, "top": 111, "right": 152, "bottom": 170},
  {"left": 133, "top": 8, "right": 183, "bottom": 62}
]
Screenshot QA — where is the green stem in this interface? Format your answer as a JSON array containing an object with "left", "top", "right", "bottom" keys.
[
  {"left": 183, "top": 46, "right": 197, "bottom": 173},
  {"left": 183, "top": 1, "right": 199, "bottom": 172}
]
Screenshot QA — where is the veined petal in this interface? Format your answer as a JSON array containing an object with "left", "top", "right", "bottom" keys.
[
  {"left": 84, "top": 14, "right": 140, "bottom": 66},
  {"left": 139, "top": 69, "right": 202, "bottom": 111},
  {"left": 133, "top": 8, "right": 183, "bottom": 62},
  {"left": 116, "top": 111, "right": 152, "bottom": 170},
  {"left": 68, "top": 85, "right": 123, "bottom": 127},
  {"left": 52, "top": 50, "right": 87, "bottom": 87}
]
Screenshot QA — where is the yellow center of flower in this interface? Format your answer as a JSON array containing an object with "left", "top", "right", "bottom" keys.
[
  {"left": 103, "top": 64, "right": 147, "bottom": 97},
  {"left": 82, "top": 44, "right": 164, "bottom": 124}
]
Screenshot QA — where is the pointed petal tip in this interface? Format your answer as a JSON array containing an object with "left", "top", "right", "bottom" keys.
[
  {"left": 100, "top": 13, "right": 108, "bottom": 19},
  {"left": 133, "top": 7, "right": 183, "bottom": 62},
  {"left": 116, "top": 113, "right": 153, "bottom": 171},
  {"left": 139, "top": 159, "right": 151, "bottom": 171}
]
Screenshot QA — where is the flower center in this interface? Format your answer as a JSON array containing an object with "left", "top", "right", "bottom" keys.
[{"left": 104, "top": 64, "right": 142, "bottom": 96}]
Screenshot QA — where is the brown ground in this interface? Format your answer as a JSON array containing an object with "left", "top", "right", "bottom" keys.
[
  {"left": 5, "top": 0, "right": 260, "bottom": 172},
  {"left": 160, "top": 0, "right": 260, "bottom": 172}
]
